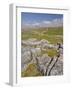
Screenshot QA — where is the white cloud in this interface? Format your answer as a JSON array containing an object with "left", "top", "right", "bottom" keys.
[
  {"left": 32, "top": 22, "right": 40, "bottom": 26},
  {"left": 40, "top": 18, "right": 63, "bottom": 27},
  {"left": 22, "top": 18, "right": 63, "bottom": 29},
  {"left": 42, "top": 21, "right": 51, "bottom": 24},
  {"left": 51, "top": 18, "right": 63, "bottom": 27},
  {"left": 53, "top": 18, "right": 63, "bottom": 23}
]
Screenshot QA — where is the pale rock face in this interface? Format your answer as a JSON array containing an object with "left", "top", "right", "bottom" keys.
[
  {"left": 37, "top": 54, "right": 51, "bottom": 75},
  {"left": 22, "top": 39, "right": 40, "bottom": 46},
  {"left": 22, "top": 39, "right": 51, "bottom": 49},
  {"left": 42, "top": 44, "right": 55, "bottom": 49},
  {"left": 21, "top": 51, "right": 31, "bottom": 64},
  {"left": 21, "top": 47, "right": 42, "bottom": 70},
  {"left": 38, "top": 64, "right": 47, "bottom": 75},
  {"left": 48, "top": 44, "right": 55, "bottom": 49},
  {"left": 29, "top": 48, "right": 41, "bottom": 63},
  {"left": 50, "top": 60, "right": 63, "bottom": 75},
  {"left": 31, "top": 48, "right": 41, "bottom": 57},
  {"left": 38, "top": 54, "right": 51, "bottom": 65},
  {"left": 40, "top": 39, "right": 50, "bottom": 44},
  {"left": 27, "top": 38, "right": 37, "bottom": 42}
]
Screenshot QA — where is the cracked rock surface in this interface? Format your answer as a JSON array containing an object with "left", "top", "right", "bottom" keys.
[{"left": 21, "top": 39, "right": 63, "bottom": 76}]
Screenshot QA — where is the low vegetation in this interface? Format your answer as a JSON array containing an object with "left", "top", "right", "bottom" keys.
[
  {"left": 22, "top": 27, "right": 63, "bottom": 44},
  {"left": 42, "top": 49, "right": 57, "bottom": 57},
  {"left": 21, "top": 63, "right": 42, "bottom": 77}
]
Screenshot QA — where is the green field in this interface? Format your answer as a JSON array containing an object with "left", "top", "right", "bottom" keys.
[{"left": 22, "top": 27, "right": 63, "bottom": 44}]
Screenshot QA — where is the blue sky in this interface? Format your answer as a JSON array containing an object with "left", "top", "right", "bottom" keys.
[{"left": 21, "top": 12, "right": 63, "bottom": 28}]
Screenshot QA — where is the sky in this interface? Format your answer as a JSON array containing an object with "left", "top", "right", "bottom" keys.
[{"left": 21, "top": 12, "right": 63, "bottom": 29}]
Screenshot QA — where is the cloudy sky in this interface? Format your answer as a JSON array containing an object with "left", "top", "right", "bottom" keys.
[{"left": 21, "top": 12, "right": 63, "bottom": 29}]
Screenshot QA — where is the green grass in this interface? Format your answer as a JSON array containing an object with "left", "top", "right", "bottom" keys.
[
  {"left": 21, "top": 27, "right": 63, "bottom": 44},
  {"left": 42, "top": 49, "right": 58, "bottom": 57},
  {"left": 43, "top": 27, "right": 63, "bottom": 35},
  {"left": 21, "top": 63, "right": 42, "bottom": 77}
]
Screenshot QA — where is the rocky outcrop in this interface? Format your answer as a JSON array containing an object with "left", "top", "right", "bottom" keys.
[
  {"left": 21, "top": 38, "right": 63, "bottom": 76},
  {"left": 22, "top": 39, "right": 54, "bottom": 50}
]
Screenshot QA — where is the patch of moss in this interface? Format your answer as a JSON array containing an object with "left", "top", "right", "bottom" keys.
[{"left": 47, "top": 49, "right": 57, "bottom": 57}]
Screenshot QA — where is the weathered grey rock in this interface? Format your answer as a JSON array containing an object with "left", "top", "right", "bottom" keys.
[
  {"left": 21, "top": 47, "right": 41, "bottom": 71},
  {"left": 27, "top": 38, "right": 37, "bottom": 42},
  {"left": 50, "top": 60, "right": 63, "bottom": 75},
  {"left": 22, "top": 39, "right": 51, "bottom": 49},
  {"left": 21, "top": 51, "right": 32, "bottom": 64},
  {"left": 31, "top": 48, "right": 41, "bottom": 63},
  {"left": 35, "top": 54, "right": 51, "bottom": 75},
  {"left": 40, "top": 39, "right": 50, "bottom": 45},
  {"left": 21, "top": 46, "right": 30, "bottom": 53},
  {"left": 50, "top": 61, "right": 63, "bottom": 75},
  {"left": 22, "top": 39, "right": 40, "bottom": 46},
  {"left": 38, "top": 64, "right": 47, "bottom": 75},
  {"left": 36, "top": 55, "right": 63, "bottom": 76},
  {"left": 21, "top": 38, "right": 63, "bottom": 76},
  {"left": 31, "top": 48, "right": 41, "bottom": 57},
  {"left": 38, "top": 54, "right": 51, "bottom": 65}
]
